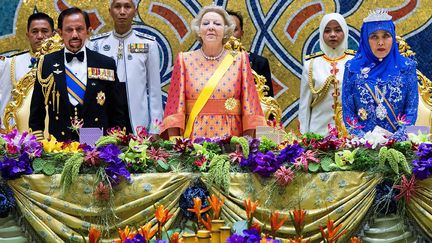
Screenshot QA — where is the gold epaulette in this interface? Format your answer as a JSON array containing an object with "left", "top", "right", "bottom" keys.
[
  {"left": 345, "top": 49, "right": 356, "bottom": 56},
  {"left": 8, "top": 49, "right": 29, "bottom": 57},
  {"left": 305, "top": 51, "right": 324, "bottom": 61}
]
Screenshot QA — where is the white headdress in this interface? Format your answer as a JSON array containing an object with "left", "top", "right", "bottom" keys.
[
  {"left": 319, "top": 13, "right": 349, "bottom": 59},
  {"left": 363, "top": 9, "right": 392, "bottom": 23}
]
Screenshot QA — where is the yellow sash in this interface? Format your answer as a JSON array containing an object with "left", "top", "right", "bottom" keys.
[{"left": 183, "top": 52, "right": 237, "bottom": 138}]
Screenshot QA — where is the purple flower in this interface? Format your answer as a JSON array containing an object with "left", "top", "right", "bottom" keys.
[
  {"left": 243, "top": 228, "right": 262, "bottom": 243},
  {"left": 98, "top": 144, "right": 130, "bottom": 185},
  {"left": 249, "top": 138, "right": 261, "bottom": 155},
  {"left": 1, "top": 129, "right": 42, "bottom": 158},
  {"left": 277, "top": 144, "right": 304, "bottom": 164},
  {"left": 416, "top": 143, "right": 432, "bottom": 159},
  {"left": 412, "top": 143, "right": 432, "bottom": 180},
  {"left": 412, "top": 158, "right": 432, "bottom": 180},
  {"left": 98, "top": 144, "right": 122, "bottom": 162},
  {"left": 251, "top": 151, "right": 281, "bottom": 177},
  {"left": 125, "top": 233, "right": 145, "bottom": 243},
  {"left": 0, "top": 153, "right": 33, "bottom": 180},
  {"left": 227, "top": 234, "right": 246, "bottom": 243}
]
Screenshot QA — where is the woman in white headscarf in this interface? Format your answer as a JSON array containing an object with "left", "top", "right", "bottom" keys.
[{"left": 299, "top": 13, "right": 354, "bottom": 136}]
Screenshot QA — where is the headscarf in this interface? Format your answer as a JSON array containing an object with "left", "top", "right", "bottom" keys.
[
  {"left": 319, "top": 13, "right": 349, "bottom": 59},
  {"left": 346, "top": 12, "right": 410, "bottom": 81}
]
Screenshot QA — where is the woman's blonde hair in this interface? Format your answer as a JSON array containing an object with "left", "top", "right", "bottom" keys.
[{"left": 191, "top": 5, "right": 235, "bottom": 44}]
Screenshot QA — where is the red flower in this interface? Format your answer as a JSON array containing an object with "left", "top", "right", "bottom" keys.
[
  {"left": 194, "top": 156, "right": 206, "bottom": 167},
  {"left": 85, "top": 149, "right": 101, "bottom": 166},
  {"left": 94, "top": 182, "right": 110, "bottom": 201},
  {"left": 147, "top": 146, "right": 170, "bottom": 162},
  {"left": 88, "top": 226, "right": 101, "bottom": 243},
  {"left": 290, "top": 209, "right": 306, "bottom": 237},
  {"left": 393, "top": 175, "right": 418, "bottom": 204},
  {"left": 274, "top": 166, "right": 295, "bottom": 186},
  {"left": 229, "top": 145, "right": 244, "bottom": 164},
  {"left": 319, "top": 218, "right": 347, "bottom": 243},
  {"left": 270, "top": 210, "right": 288, "bottom": 238}
]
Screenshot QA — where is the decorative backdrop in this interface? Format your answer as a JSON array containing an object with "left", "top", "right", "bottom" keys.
[{"left": 1, "top": 0, "right": 431, "bottom": 130}]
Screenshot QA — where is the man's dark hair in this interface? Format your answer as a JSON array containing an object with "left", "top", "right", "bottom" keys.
[
  {"left": 227, "top": 10, "right": 243, "bottom": 31},
  {"left": 27, "top": 12, "right": 54, "bottom": 31},
  {"left": 58, "top": 7, "right": 90, "bottom": 30}
]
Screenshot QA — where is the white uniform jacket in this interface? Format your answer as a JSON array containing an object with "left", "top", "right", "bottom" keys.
[
  {"left": 0, "top": 51, "right": 33, "bottom": 118},
  {"left": 88, "top": 30, "right": 163, "bottom": 134},
  {"left": 299, "top": 51, "right": 354, "bottom": 135}
]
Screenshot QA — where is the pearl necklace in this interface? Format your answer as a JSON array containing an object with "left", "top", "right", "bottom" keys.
[{"left": 200, "top": 48, "right": 225, "bottom": 61}]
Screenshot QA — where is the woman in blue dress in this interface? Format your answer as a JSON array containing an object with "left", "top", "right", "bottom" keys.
[{"left": 342, "top": 10, "right": 418, "bottom": 139}]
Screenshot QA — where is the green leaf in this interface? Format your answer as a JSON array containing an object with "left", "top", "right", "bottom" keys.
[
  {"left": 156, "top": 160, "right": 170, "bottom": 172},
  {"left": 321, "top": 157, "right": 333, "bottom": 172},
  {"left": 308, "top": 162, "right": 320, "bottom": 172},
  {"left": 32, "top": 158, "right": 46, "bottom": 172},
  {"left": 43, "top": 162, "right": 56, "bottom": 176}
]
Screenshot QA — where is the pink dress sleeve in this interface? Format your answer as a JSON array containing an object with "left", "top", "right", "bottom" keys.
[
  {"left": 161, "top": 53, "right": 186, "bottom": 135},
  {"left": 240, "top": 52, "right": 267, "bottom": 131}
]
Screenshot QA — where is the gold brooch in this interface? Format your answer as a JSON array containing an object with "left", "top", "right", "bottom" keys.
[
  {"left": 358, "top": 108, "right": 368, "bottom": 120},
  {"left": 96, "top": 91, "right": 106, "bottom": 106},
  {"left": 225, "top": 98, "right": 238, "bottom": 111}
]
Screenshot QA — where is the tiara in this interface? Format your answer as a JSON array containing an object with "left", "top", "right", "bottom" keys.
[{"left": 363, "top": 9, "right": 392, "bottom": 22}]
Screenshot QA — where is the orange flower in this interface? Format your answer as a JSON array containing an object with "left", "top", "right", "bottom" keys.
[
  {"left": 319, "top": 218, "right": 347, "bottom": 243},
  {"left": 350, "top": 236, "right": 362, "bottom": 243},
  {"left": 88, "top": 226, "right": 101, "bottom": 243},
  {"left": 138, "top": 222, "right": 156, "bottom": 241},
  {"left": 289, "top": 236, "right": 310, "bottom": 243},
  {"left": 155, "top": 205, "right": 173, "bottom": 226},
  {"left": 244, "top": 199, "right": 258, "bottom": 221},
  {"left": 116, "top": 226, "right": 136, "bottom": 242},
  {"left": 208, "top": 194, "right": 225, "bottom": 220},
  {"left": 290, "top": 209, "right": 306, "bottom": 237},
  {"left": 201, "top": 214, "right": 212, "bottom": 230},
  {"left": 169, "top": 232, "right": 180, "bottom": 243},
  {"left": 270, "top": 210, "right": 288, "bottom": 238},
  {"left": 187, "top": 197, "right": 211, "bottom": 224}
]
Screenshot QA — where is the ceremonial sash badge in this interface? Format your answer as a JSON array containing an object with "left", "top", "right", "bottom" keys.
[
  {"left": 128, "top": 43, "right": 148, "bottom": 53},
  {"left": 225, "top": 98, "right": 238, "bottom": 111},
  {"left": 88, "top": 67, "right": 115, "bottom": 81}
]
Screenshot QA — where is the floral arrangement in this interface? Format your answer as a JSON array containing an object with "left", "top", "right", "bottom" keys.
[{"left": 226, "top": 198, "right": 363, "bottom": 242}]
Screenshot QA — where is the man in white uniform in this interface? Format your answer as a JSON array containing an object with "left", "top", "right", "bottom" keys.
[
  {"left": 0, "top": 12, "right": 54, "bottom": 117},
  {"left": 88, "top": 0, "right": 163, "bottom": 135}
]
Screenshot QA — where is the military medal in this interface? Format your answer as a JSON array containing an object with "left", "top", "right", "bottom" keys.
[
  {"left": 96, "top": 91, "right": 106, "bottom": 106},
  {"left": 103, "top": 44, "right": 110, "bottom": 51}
]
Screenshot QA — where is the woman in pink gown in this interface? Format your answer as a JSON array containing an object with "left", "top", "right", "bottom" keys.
[{"left": 161, "top": 5, "right": 266, "bottom": 140}]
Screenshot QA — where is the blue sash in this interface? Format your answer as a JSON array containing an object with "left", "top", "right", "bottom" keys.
[{"left": 65, "top": 66, "right": 86, "bottom": 105}]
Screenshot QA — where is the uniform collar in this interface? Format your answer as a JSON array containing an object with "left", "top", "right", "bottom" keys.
[{"left": 113, "top": 29, "right": 133, "bottom": 39}]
